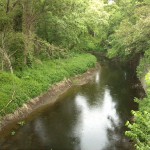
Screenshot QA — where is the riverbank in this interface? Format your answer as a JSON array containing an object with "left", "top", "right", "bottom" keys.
[
  {"left": 0, "top": 53, "right": 97, "bottom": 129},
  {"left": 125, "top": 70, "right": 150, "bottom": 149}
]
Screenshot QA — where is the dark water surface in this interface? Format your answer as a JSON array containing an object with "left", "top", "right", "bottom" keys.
[{"left": 0, "top": 62, "right": 142, "bottom": 150}]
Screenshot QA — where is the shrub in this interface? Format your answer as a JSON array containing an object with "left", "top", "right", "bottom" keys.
[{"left": 126, "top": 71, "right": 150, "bottom": 150}]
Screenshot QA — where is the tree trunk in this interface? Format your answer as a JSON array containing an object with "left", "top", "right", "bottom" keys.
[
  {"left": 3, "top": 52, "right": 14, "bottom": 74},
  {"left": 0, "top": 33, "right": 13, "bottom": 74},
  {"left": 6, "top": 0, "right": 10, "bottom": 13},
  {"left": 22, "top": 0, "right": 35, "bottom": 66},
  {"left": 22, "top": 0, "right": 29, "bottom": 65}
]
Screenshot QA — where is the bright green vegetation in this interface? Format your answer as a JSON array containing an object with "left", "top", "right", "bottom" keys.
[
  {"left": 0, "top": 0, "right": 109, "bottom": 73},
  {"left": 0, "top": 54, "right": 96, "bottom": 115},
  {"left": 106, "top": 0, "right": 150, "bottom": 61},
  {"left": 125, "top": 72, "right": 150, "bottom": 150}
]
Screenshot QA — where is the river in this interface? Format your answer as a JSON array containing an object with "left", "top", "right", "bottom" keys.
[{"left": 0, "top": 61, "right": 143, "bottom": 150}]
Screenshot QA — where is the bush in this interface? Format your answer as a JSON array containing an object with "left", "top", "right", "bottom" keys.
[{"left": 125, "top": 71, "right": 150, "bottom": 150}]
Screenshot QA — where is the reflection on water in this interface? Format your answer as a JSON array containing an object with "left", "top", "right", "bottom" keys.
[
  {"left": 0, "top": 63, "right": 141, "bottom": 150},
  {"left": 74, "top": 89, "right": 118, "bottom": 150}
]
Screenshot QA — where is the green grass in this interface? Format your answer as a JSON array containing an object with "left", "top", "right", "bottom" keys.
[{"left": 0, "top": 53, "right": 97, "bottom": 115}]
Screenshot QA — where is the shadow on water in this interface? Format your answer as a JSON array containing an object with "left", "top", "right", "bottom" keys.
[{"left": 0, "top": 61, "right": 144, "bottom": 150}]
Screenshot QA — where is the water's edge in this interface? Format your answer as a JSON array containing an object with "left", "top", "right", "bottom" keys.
[{"left": 0, "top": 64, "right": 99, "bottom": 131}]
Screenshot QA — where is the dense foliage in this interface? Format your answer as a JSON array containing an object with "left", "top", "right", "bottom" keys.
[
  {"left": 106, "top": 0, "right": 150, "bottom": 61},
  {"left": 0, "top": 0, "right": 109, "bottom": 72},
  {"left": 125, "top": 72, "right": 150, "bottom": 150},
  {"left": 0, "top": 54, "right": 96, "bottom": 115},
  {"left": 0, "top": 0, "right": 107, "bottom": 116}
]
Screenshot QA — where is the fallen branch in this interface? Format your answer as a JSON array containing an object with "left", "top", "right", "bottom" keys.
[{"left": 0, "top": 91, "right": 16, "bottom": 114}]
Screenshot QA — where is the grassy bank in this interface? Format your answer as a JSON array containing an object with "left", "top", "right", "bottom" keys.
[
  {"left": 0, "top": 53, "right": 97, "bottom": 116},
  {"left": 125, "top": 71, "right": 150, "bottom": 149}
]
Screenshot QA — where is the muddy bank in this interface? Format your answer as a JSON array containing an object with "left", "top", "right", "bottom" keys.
[{"left": 0, "top": 64, "right": 99, "bottom": 131}]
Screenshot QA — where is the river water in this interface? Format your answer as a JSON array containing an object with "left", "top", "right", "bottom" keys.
[{"left": 0, "top": 62, "right": 143, "bottom": 150}]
